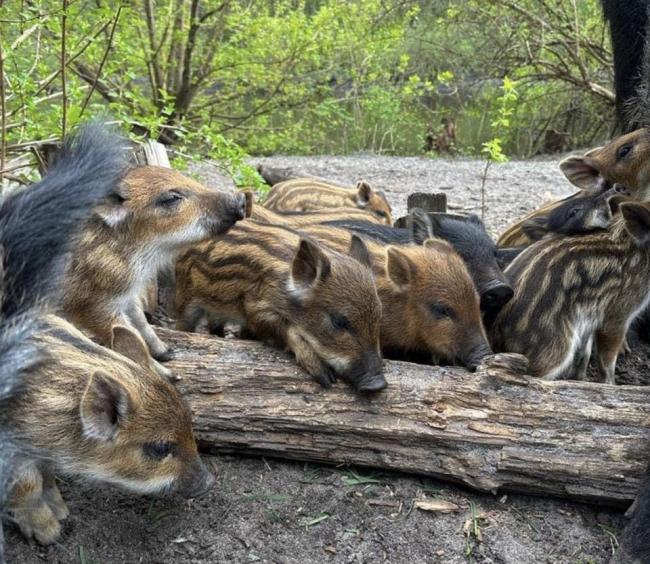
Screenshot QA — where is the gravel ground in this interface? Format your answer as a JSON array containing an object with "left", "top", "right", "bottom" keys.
[
  {"left": 195, "top": 153, "right": 575, "bottom": 236},
  {"left": 5, "top": 154, "right": 634, "bottom": 564}
]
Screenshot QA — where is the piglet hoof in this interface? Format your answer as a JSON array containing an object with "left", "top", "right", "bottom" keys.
[
  {"left": 312, "top": 370, "right": 336, "bottom": 388},
  {"left": 154, "top": 348, "right": 174, "bottom": 363},
  {"left": 166, "top": 372, "right": 182, "bottom": 383},
  {"left": 355, "top": 373, "right": 388, "bottom": 394},
  {"left": 44, "top": 487, "right": 69, "bottom": 521},
  {"left": 14, "top": 505, "right": 62, "bottom": 545},
  {"left": 154, "top": 361, "right": 181, "bottom": 383}
]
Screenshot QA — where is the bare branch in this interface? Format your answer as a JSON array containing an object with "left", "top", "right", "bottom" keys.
[
  {"left": 79, "top": 5, "right": 122, "bottom": 117},
  {"left": 61, "top": 0, "right": 68, "bottom": 138},
  {"left": 142, "top": 0, "right": 164, "bottom": 105}
]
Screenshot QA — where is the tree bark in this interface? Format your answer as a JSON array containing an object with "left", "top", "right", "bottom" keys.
[{"left": 160, "top": 328, "right": 650, "bottom": 507}]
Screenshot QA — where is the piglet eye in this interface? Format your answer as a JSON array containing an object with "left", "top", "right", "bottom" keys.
[
  {"left": 330, "top": 313, "right": 350, "bottom": 331},
  {"left": 617, "top": 144, "right": 633, "bottom": 160},
  {"left": 156, "top": 191, "right": 183, "bottom": 208},
  {"left": 429, "top": 302, "right": 453, "bottom": 319},
  {"left": 143, "top": 441, "right": 174, "bottom": 460},
  {"left": 567, "top": 208, "right": 580, "bottom": 218},
  {"left": 375, "top": 210, "right": 387, "bottom": 218}
]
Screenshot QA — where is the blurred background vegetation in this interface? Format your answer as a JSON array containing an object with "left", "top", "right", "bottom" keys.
[{"left": 0, "top": 0, "right": 614, "bottom": 183}]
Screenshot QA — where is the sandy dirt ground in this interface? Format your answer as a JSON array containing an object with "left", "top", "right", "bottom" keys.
[{"left": 5, "top": 154, "right": 639, "bottom": 564}]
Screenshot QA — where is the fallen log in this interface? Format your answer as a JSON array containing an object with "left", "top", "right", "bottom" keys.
[{"left": 161, "top": 327, "right": 650, "bottom": 507}]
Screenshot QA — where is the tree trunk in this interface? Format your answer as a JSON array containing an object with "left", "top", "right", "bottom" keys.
[{"left": 161, "top": 328, "right": 650, "bottom": 507}]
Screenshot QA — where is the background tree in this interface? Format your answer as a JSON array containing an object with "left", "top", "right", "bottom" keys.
[{"left": 0, "top": 0, "right": 614, "bottom": 184}]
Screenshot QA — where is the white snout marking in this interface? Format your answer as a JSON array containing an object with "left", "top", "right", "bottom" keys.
[
  {"left": 83, "top": 468, "right": 177, "bottom": 495},
  {"left": 589, "top": 209, "right": 611, "bottom": 229}
]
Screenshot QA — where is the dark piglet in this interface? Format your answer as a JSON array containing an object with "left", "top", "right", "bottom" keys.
[
  {"left": 496, "top": 187, "right": 627, "bottom": 270},
  {"left": 328, "top": 209, "right": 514, "bottom": 318},
  {"left": 522, "top": 186, "right": 624, "bottom": 242},
  {"left": 0, "top": 122, "right": 131, "bottom": 558}
]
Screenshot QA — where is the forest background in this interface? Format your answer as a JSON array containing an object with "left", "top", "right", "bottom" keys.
[{"left": 0, "top": 0, "right": 614, "bottom": 185}]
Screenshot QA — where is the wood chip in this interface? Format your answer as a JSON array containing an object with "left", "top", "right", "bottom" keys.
[{"left": 414, "top": 499, "right": 461, "bottom": 513}]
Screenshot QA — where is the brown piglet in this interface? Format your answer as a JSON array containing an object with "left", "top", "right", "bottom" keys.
[
  {"left": 560, "top": 128, "right": 650, "bottom": 200},
  {"left": 491, "top": 199, "right": 650, "bottom": 384},
  {"left": 299, "top": 224, "right": 491, "bottom": 370},
  {"left": 63, "top": 166, "right": 247, "bottom": 379},
  {"left": 175, "top": 220, "right": 386, "bottom": 392},
  {"left": 251, "top": 204, "right": 385, "bottom": 227},
  {"left": 263, "top": 178, "right": 392, "bottom": 224},
  {"left": 3, "top": 315, "right": 213, "bottom": 546}
]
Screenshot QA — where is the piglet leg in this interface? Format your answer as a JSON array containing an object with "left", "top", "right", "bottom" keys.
[
  {"left": 10, "top": 461, "right": 62, "bottom": 545},
  {"left": 596, "top": 326, "right": 626, "bottom": 385},
  {"left": 126, "top": 301, "right": 171, "bottom": 361}
]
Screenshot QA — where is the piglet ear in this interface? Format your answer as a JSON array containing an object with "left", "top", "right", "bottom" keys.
[
  {"left": 607, "top": 194, "right": 629, "bottom": 216},
  {"left": 521, "top": 216, "right": 549, "bottom": 241},
  {"left": 559, "top": 156, "right": 603, "bottom": 192},
  {"left": 111, "top": 325, "right": 152, "bottom": 369},
  {"left": 290, "top": 239, "right": 331, "bottom": 293},
  {"left": 349, "top": 234, "right": 372, "bottom": 268},
  {"left": 80, "top": 371, "right": 131, "bottom": 441},
  {"left": 422, "top": 237, "right": 454, "bottom": 254},
  {"left": 386, "top": 247, "right": 412, "bottom": 290},
  {"left": 96, "top": 185, "right": 132, "bottom": 228},
  {"left": 408, "top": 208, "right": 435, "bottom": 244},
  {"left": 621, "top": 202, "right": 650, "bottom": 243},
  {"left": 356, "top": 181, "right": 373, "bottom": 206}
]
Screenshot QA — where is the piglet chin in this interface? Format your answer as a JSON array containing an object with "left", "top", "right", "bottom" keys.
[{"left": 206, "top": 216, "right": 241, "bottom": 237}]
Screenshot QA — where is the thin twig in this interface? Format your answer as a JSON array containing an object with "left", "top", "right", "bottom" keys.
[
  {"left": 0, "top": 9, "right": 5, "bottom": 188},
  {"left": 0, "top": 0, "right": 7, "bottom": 190},
  {"left": 79, "top": 5, "right": 122, "bottom": 117},
  {"left": 480, "top": 161, "right": 490, "bottom": 222},
  {"left": 61, "top": 0, "right": 68, "bottom": 138}
]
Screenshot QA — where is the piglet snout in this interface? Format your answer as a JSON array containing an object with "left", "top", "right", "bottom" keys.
[
  {"left": 177, "top": 457, "right": 216, "bottom": 499},
  {"left": 481, "top": 283, "right": 514, "bottom": 311}
]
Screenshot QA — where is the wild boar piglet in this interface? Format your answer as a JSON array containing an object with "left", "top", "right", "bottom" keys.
[
  {"left": 64, "top": 166, "right": 247, "bottom": 379},
  {"left": 263, "top": 177, "right": 392, "bottom": 224},
  {"left": 175, "top": 220, "right": 387, "bottom": 392},
  {"left": 491, "top": 199, "right": 650, "bottom": 384}
]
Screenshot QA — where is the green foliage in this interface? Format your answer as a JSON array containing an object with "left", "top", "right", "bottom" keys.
[
  {"left": 0, "top": 0, "right": 613, "bottom": 169},
  {"left": 482, "top": 77, "right": 518, "bottom": 163}
]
